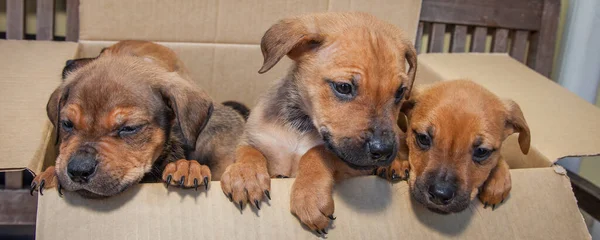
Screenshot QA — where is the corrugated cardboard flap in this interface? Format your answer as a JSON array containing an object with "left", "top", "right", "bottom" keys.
[
  {"left": 79, "top": 0, "right": 422, "bottom": 45},
  {"left": 417, "top": 53, "right": 600, "bottom": 163},
  {"left": 0, "top": 40, "right": 79, "bottom": 173},
  {"left": 36, "top": 170, "right": 589, "bottom": 239}
]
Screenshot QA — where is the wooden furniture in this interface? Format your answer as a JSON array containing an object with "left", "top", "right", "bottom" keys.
[
  {"left": 416, "top": 0, "right": 560, "bottom": 78},
  {"left": 5, "top": 0, "right": 79, "bottom": 41}
]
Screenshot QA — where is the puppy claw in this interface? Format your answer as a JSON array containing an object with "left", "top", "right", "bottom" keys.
[
  {"left": 238, "top": 201, "right": 244, "bottom": 210},
  {"left": 321, "top": 229, "right": 327, "bottom": 234},
  {"left": 203, "top": 177, "right": 209, "bottom": 190},
  {"left": 194, "top": 178, "right": 199, "bottom": 191},
  {"left": 501, "top": 199, "right": 504, "bottom": 204},
  {"left": 179, "top": 176, "right": 185, "bottom": 187},
  {"left": 228, "top": 193, "right": 233, "bottom": 202},
  {"left": 316, "top": 230, "right": 322, "bottom": 235},
  {"left": 254, "top": 200, "right": 261, "bottom": 210},
  {"left": 484, "top": 203, "right": 488, "bottom": 209},
  {"left": 328, "top": 215, "right": 336, "bottom": 220},
  {"left": 165, "top": 175, "right": 172, "bottom": 188},
  {"left": 378, "top": 168, "right": 387, "bottom": 178},
  {"left": 405, "top": 169, "right": 410, "bottom": 180},
  {"left": 264, "top": 190, "right": 271, "bottom": 200},
  {"left": 30, "top": 182, "right": 37, "bottom": 196},
  {"left": 58, "top": 184, "right": 63, "bottom": 197},
  {"left": 39, "top": 180, "right": 45, "bottom": 196},
  {"left": 492, "top": 204, "right": 496, "bottom": 210}
]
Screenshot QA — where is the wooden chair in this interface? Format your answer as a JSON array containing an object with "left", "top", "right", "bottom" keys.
[
  {"left": 5, "top": 0, "right": 79, "bottom": 41},
  {"left": 416, "top": 0, "right": 560, "bottom": 78}
]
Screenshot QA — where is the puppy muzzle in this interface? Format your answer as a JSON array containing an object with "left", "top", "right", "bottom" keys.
[
  {"left": 411, "top": 174, "right": 471, "bottom": 214},
  {"left": 320, "top": 127, "right": 397, "bottom": 170}
]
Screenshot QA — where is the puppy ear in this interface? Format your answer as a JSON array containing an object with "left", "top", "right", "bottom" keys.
[
  {"left": 46, "top": 84, "right": 71, "bottom": 145},
  {"left": 402, "top": 40, "right": 418, "bottom": 99},
  {"left": 258, "top": 18, "right": 324, "bottom": 74},
  {"left": 157, "top": 75, "right": 213, "bottom": 149},
  {"left": 503, "top": 99, "right": 531, "bottom": 154},
  {"left": 397, "top": 98, "right": 416, "bottom": 133},
  {"left": 62, "top": 58, "right": 96, "bottom": 80}
]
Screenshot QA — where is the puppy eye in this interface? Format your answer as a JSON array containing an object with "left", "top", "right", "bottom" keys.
[
  {"left": 61, "top": 120, "right": 74, "bottom": 132},
  {"left": 394, "top": 86, "right": 407, "bottom": 103},
  {"left": 415, "top": 132, "right": 431, "bottom": 150},
  {"left": 118, "top": 125, "right": 142, "bottom": 137},
  {"left": 334, "top": 82, "right": 353, "bottom": 95},
  {"left": 328, "top": 80, "right": 356, "bottom": 101},
  {"left": 473, "top": 147, "right": 493, "bottom": 163}
]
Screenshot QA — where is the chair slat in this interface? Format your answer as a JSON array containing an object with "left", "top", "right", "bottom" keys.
[
  {"left": 510, "top": 30, "right": 529, "bottom": 63},
  {"left": 527, "top": 0, "right": 561, "bottom": 77},
  {"left": 420, "top": 0, "right": 542, "bottom": 31},
  {"left": 492, "top": 28, "right": 509, "bottom": 52},
  {"left": 450, "top": 25, "right": 467, "bottom": 53},
  {"left": 415, "top": 22, "right": 424, "bottom": 53},
  {"left": 66, "top": 0, "right": 80, "bottom": 42},
  {"left": 6, "top": 0, "right": 25, "bottom": 40},
  {"left": 429, "top": 23, "right": 446, "bottom": 53},
  {"left": 37, "top": 0, "right": 56, "bottom": 41},
  {"left": 470, "top": 27, "right": 487, "bottom": 52}
]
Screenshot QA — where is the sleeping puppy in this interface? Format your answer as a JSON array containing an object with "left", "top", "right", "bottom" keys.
[
  {"left": 30, "top": 40, "right": 247, "bottom": 198},
  {"left": 401, "top": 80, "right": 530, "bottom": 213},
  {"left": 220, "top": 12, "right": 416, "bottom": 234}
]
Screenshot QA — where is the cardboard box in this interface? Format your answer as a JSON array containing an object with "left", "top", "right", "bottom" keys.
[{"left": 1, "top": 0, "right": 599, "bottom": 239}]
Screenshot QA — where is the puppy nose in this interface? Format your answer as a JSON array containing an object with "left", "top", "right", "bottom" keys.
[
  {"left": 368, "top": 137, "right": 394, "bottom": 161},
  {"left": 428, "top": 182, "right": 457, "bottom": 205},
  {"left": 67, "top": 154, "right": 98, "bottom": 183}
]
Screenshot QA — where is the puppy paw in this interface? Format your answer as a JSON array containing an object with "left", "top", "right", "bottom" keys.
[
  {"left": 375, "top": 159, "right": 410, "bottom": 182},
  {"left": 220, "top": 162, "right": 270, "bottom": 210},
  {"left": 31, "top": 166, "right": 59, "bottom": 196},
  {"left": 478, "top": 160, "right": 511, "bottom": 210},
  {"left": 290, "top": 183, "right": 335, "bottom": 235},
  {"left": 162, "top": 159, "right": 211, "bottom": 190}
]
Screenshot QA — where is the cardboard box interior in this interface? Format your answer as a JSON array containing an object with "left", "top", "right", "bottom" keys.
[{"left": 1, "top": 0, "right": 600, "bottom": 239}]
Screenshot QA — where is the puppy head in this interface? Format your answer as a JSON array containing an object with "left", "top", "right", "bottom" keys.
[
  {"left": 47, "top": 55, "right": 212, "bottom": 197},
  {"left": 259, "top": 12, "right": 417, "bottom": 169},
  {"left": 402, "top": 80, "right": 530, "bottom": 213}
]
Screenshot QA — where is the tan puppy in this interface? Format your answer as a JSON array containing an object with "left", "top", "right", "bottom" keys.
[
  {"left": 31, "top": 40, "right": 246, "bottom": 197},
  {"left": 401, "top": 80, "right": 530, "bottom": 213},
  {"left": 220, "top": 12, "right": 416, "bottom": 233}
]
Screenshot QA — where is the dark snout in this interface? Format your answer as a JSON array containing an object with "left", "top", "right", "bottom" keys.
[
  {"left": 67, "top": 147, "right": 99, "bottom": 183},
  {"left": 412, "top": 171, "right": 470, "bottom": 214},
  {"left": 428, "top": 181, "right": 458, "bottom": 205},
  {"left": 320, "top": 127, "right": 397, "bottom": 170},
  {"left": 367, "top": 130, "right": 396, "bottom": 162}
]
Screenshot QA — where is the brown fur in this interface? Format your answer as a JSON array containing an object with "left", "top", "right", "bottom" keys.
[
  {"left": 402, "top": 80, "right": 530, "bottom": 213},
  {"left": 31, "top": 41, "right": 245, "bottom": 197},
  {"left": 220, "top": 12, "right": 416, "bottom": 232}
]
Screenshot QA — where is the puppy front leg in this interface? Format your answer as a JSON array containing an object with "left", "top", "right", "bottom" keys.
[
  {"left": 478, "top": 157, "right": 511, "bottom": 210},
  {"left": 31, "top": 166, "right": 60, "bottom": 196},
  {"left": 375, "top": 156, "right": 410, "bottom": 182},
  {"left": 162, "top": 159, "right": 211, "bottom": 190},
  {"left": 290, "top": 145, "right": 336, "bottom": 234},
  {"left": 220, "top": 145, "right": 271, "bottom": 210}
]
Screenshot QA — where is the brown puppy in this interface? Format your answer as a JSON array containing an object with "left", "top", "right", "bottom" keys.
[
  {"left": 31, "top": 40, "right": 246, "bottom": 197},
  {"left": 401, "top": 80, "right": 530, "bottom": 213},
  {"left": 220, "top": 12, "right": 416, "bottom": 233}
]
